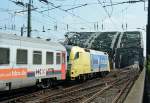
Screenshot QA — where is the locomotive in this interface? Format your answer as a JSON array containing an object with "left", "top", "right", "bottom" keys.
[
  {"left": 0, "top": 33, "right": 110, "bottom": 91},
  {"left": 66, "top": 46, "right": 110, "bottom": 80}
]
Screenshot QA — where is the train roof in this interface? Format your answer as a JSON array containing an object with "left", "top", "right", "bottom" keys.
[
  {"left": 71, "top": 46, "right": 108, "bottom": 56},
  {"left": 90, "top": 49, "right": 108, "bottom": 56},
  {"left": 0, "top": 33, "right": 66, "bottom": 51}
]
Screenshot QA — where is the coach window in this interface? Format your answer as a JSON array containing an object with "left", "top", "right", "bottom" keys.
[
  {"left": 0, "top": 48, "right": 10, "bottom": 65},
  {"left": 46, "top": 52, "right": 53, "bottom": 64},
  {"left": 33, "top": 51, "right": 42, "bottom": 64},
  {"left": 17, "top": 49, "right": 28, "bottom": 64},
  {"left": 56, "top": 53, "right": 61, "bottom": 64},
  {"left": 62, "top": 53, "right": 66, "bottom": 64}
]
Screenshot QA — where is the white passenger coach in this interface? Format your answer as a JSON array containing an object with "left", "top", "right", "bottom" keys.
[{"left": 0, "top": 33, "right": 67, "bottom": 91}]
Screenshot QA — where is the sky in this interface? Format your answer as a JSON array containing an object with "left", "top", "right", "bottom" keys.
[{"left": 0, "top": 0, "right": 148, "bottom": 55}]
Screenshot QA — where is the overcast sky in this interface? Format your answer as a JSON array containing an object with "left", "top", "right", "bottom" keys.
[{"left": 0, "top": 0, "right": 148, "bottom": 55}]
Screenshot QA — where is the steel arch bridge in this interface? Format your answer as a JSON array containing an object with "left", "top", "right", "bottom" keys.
[{"left": 64, "top": 31, "right": 144, "bottom": 69}]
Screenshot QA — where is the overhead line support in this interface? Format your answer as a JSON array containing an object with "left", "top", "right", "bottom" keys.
[{"left": 27, "top": 0, "right": 32, "bottom": 37}]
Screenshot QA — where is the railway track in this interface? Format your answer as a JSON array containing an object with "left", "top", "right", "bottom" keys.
[
  {"left": 82, "top": 74, "right": 136, "bottom": 103},
  {"left": 82, "top": 69, "right": 138, "bottom": 103},
  {"left": 0, "top": 69, "right": 138, "bottom": 103}
]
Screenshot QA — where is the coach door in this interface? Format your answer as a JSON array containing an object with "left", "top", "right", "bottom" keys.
[{"left": 61, "top": 52, "right": 66, "bottom": 80}]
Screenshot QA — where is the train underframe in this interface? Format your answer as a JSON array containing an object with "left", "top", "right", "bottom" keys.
[
  {"left": 70, "top": 71, "right": 109, "bottom": 81},
  {"left": 0, "top": 76, "right": 62, "bottom": 91}
]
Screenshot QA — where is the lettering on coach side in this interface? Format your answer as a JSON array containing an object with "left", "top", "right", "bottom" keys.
[
  {"left": 0, "top": 68, "right": 27, "bottom": 80},
  {"left": 12, "top": 69, "right": 27, "bottom": 78}
]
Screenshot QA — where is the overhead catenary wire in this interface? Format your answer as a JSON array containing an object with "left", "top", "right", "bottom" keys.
[
  {"left": 103, "top": 0, "right": 145, "bottom": 7},
  {"left": 9, "top": 0, "right": 94, "bottom": 31},
  {"left": 8, "top": 0, "right": 80, "bottom": 32},
  {"left": 2, "top": 0, "right": 146, "bottom": 35},
  {"left": 0, "top": 8, "right": 78, "bottom": 32},
  {"left": 64, "top": 3, "right": 88, "bottom": 11},
  {"left": 44, "top": 1, "right": 94, "bottom": 29},
  {"left": 109, "top": 0, "right": 114, "bottom": 18},
  {"left": 97, "top": 0, "right": 120, "bottom": 30},
  {"left": 34, "top": 10, "right": 78, "bottom": 30}
]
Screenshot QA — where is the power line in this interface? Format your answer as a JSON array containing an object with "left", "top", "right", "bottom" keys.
[
  {"left": 40, "top": 5, "right": 61, "bottom": 12},
  {"left": 103, "top": 0, "right": 145, "bottom": 7},
  {"left": 64, "top": 3, "right": 88, "bottom": 11},
  {"left": 41, "top": 1, "right": 94, "bottom": 28},
  {"left": 6, "top": 0, "right": 146, "bottom": 35},
  {"left": 6, "top": 1, "right": 79, "bottom": 32},
  {"left": 97, "top": 0, "right": 111, "bottom": 18},
  {"left": 109, "top": 0, "right": 114, "bottom": 18},
  {"left": 97, "top": 0, "right": 120, "bottom": 30},
  {"left": 34, "top": 10, "right": 78, "bottom": 30},
  {"left": 9, "top": 0, "right": 32, "bottom": 37},
  {"left": 11, "top": 0, "right": 94, "bottom": 32}
]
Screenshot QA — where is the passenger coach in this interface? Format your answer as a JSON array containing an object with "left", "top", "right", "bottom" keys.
[{"left": 0, "top": 33, "right": 67, "bottom": 91}]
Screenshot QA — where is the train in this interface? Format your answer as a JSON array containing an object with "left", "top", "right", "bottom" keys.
[
  {"left": 0, "top": 33, "right": 110, "bottom": 91},
  {"left": 65, "top": 46, "right": 110, "bottom": 80}
]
